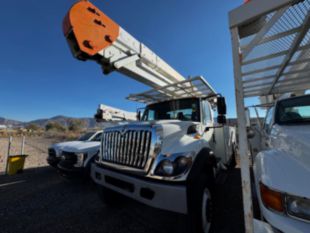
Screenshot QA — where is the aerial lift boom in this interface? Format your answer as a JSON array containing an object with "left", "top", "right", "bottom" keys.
[
  {"left": 63, "top": 1, "right": 186, "bottom": 89},
  {"left": 94, "top": 104, "right": 136, "bottom": 122}
]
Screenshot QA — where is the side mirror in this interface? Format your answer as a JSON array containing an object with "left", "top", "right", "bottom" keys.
[
  {"left": 247, "top": 128, "right": 255, "bottom": 139},
  {"left": 217, "top": 96, "right": 227, "bottom": 124},
  {"left": 136, "top": 111, "right": 141, "bottom": 121},
  {"left": 217, "top": 96, "right": 227, "bottom": 115},
  {"left": 94, "top": 109, "right": 103, "bottom": 122},
  {"left": 217, "top": 115, "right": 226, "bottom": 124}
]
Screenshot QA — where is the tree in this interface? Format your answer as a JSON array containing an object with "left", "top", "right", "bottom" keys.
[
  {"left": 45, "top": 121, "right": 66, "bottom": 132},
  {"left": 68, "top": 119, "right": 86, "bottom": 132},
  {"left": 25, "top": 123, "right": 40, "bottom": 131}
]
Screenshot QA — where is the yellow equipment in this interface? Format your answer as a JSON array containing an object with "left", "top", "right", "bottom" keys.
[{"left": 7, "top": 155, "right": 28, "bottom": 175}]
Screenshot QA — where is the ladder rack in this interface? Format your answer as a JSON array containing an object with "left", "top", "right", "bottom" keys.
[{"left": 127, "top": 76, "right": 217, "bottom": 104}]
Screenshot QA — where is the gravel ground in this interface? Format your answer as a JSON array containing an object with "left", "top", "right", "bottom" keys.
[
  {"left": 0, "top": 136, "right": 244, "bottom": 233},
  {"left": 0, "top": 166, "right": 244, "bottom": 233},
  {"left": 0, "top": 137, "right": 58, "bottom": 174}
]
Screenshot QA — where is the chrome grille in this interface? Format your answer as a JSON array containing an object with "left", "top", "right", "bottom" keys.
[{"left": 101, "top": 128, "right": 152, "bottom": 170}]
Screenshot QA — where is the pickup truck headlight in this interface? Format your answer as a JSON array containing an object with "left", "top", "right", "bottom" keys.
[
  {"left": 286, "top": 195, "right": 310, "bottom": 221},
  {"left": 74, "top": 153, "right": 87, "bottom": 167},
  {"left": 260, "top": 182, "right": 310, "bottom": 222},
  {"left": 154, "top": 152, "right": 193, "bottom": 177}
]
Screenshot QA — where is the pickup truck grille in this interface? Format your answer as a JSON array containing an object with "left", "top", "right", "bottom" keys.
[
  {"left": 48, "top": 148, "right": 56, "bottom": 157},
  {"left": 101, "top": 128, "right": 153, "bottom": 170},
  {"left": 61, "top": 151, "right": 78, "bottom": 164}
]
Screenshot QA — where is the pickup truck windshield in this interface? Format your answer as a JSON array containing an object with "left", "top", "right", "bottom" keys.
[
  {"left": 142, "top": 98, "right": 200, "bottom": 121},
  {"left": 78, "top": 132, "right": 95, "bottom": 141},
  {"left": 276, "top": 95, "right": 310, "bottom": 125}
]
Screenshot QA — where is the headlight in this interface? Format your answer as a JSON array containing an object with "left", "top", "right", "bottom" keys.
[
  {"left": 154, "top": 152, "right": 193, "bottom": 177},
  {"left": 55, "top": 149, "right": 62, "bottom": 157},
  {"left": 74, "top": 153, "right": 87, "bottom": 167},
  {"left": 260, "top": 182, "right": 310, "bottom": 222},
  {"left": 286, "top": 195, "right": 310, "bottom": 221},
  {"left": 161, "top": 160, "right": 174, "bottom": 176}
]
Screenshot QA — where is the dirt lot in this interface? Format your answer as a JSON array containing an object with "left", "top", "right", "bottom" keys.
[
  {"left": 0, "top": 137, "right": 58, "bottom": 174},
  {"left": 0, "top": 136, "right": 244, "bottom": 233}
]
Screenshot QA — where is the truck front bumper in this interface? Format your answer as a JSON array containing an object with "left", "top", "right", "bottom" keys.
[
  {"left": 47, "top": 155, "right": 60, "bottom": 168},
  {"left": 57, "top": 160, "right": 83, "bottom": 173},
  {"left": 91, "top": 163, "right": 188, "bottom": 214}
]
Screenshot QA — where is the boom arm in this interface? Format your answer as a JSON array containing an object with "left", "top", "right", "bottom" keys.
[
  {"left": 94, "top": 104, "right": 136, "bottom": 122},
  {"left": 63, "top": 1, "right": 186, "bottom": 88}
]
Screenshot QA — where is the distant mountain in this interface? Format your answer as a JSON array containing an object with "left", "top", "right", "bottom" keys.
[
  {"left": 28, "top": 115, "right": 100, "bottom": 129},
  {"left": 0, "top": 115, "right": 100, "bottom": 129},
  {"left": 0, "top": 117, "right": 23, "bottom": 126}
]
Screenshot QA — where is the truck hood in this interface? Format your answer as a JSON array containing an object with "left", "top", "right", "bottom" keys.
[
  {"left": 117, "top": 120, "right": 197, "bottom": 137},
  {"left": 259, "top": 150, "right": 310, "bottom": 198},
  {"left": 53, "top": 141, "right": 100, "bottom": 153},
  {"left": 153, "top": 120, "right": 196, "bottom": 138},
  {"left": 272, "top": 124, "right": 310, "bottom": 169}
]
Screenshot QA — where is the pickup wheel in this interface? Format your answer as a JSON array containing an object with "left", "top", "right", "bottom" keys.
[
  {"left": 97, "top": 186, "right": 126, "bottom": 207},
  {"left": 186, "top": 172, "right": 214, "bottom": 233},
  {"left": 228, "top": 150, "right": 236, "bottom": 169}
]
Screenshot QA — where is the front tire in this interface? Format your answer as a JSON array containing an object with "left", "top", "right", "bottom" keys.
[
  {"left": 201, "top": 187, "right": 212, "bottom": 233},
  {"left": 187, "top": 172, "right": 214, "bottom": 233}
]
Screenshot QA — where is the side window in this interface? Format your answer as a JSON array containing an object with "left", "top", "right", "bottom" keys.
[
  {"left": 142, "top": 109, "right": 155, "bottom": 121},
  {"left": 202, "top": 101, "right": 213, "bottom": 125},
  {"left": 147, "top": 110, "right": 155, "bottom": 121},
  {"left": 93, "top": 133, "right": 102, "bottom": 142},
  {"left": 264, "top": 107, "right": 274, "bottom": 134}
]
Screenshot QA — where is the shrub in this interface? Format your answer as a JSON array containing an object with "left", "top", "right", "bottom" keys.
[
  {"left": 45, "top": 121, "right": 66, "bottom": 132},
  {"left": 68, "top": 119, "right": 86, "bottom": 132}
]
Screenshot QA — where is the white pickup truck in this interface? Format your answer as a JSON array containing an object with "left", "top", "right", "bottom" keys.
[
  {"left": 47, "top": 131, "right": 102, "bottom": 175},
  {"left": 253, "top": 94, "right": 310, "bottom": 233}
]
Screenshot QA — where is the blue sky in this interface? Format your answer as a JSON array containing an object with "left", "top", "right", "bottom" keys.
[{"left": 0, "top": 0, "right": 243, "bottom": 122}]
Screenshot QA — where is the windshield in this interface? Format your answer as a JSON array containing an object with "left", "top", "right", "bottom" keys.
[
  {"left": 142, "top": 98, "right": 200, "bottom": 121},
  {"left": 91, "top": 132, "right": 102, "bottom": 142},
  {"left": 78, "top": 132, "right": 95, "bottom": 141},
  {"left": 275, "top": 95, "right": 310, "bottom": 125}
]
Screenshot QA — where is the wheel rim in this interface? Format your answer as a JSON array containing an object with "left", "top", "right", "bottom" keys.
[{"left": 202, "top": 187, "right": 212, "bottom": 233}]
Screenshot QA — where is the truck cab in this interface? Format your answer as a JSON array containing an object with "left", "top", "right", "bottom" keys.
[
  {"left": 253, "top": 94, "right": 310, "bottom": 233},
  {"left": 91, "top": 77, "right": 236, "bottom": 233}
]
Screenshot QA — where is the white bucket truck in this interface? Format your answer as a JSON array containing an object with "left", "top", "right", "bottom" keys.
[{"left": 63, "top": 1, "right": 236, "bottom": 232}]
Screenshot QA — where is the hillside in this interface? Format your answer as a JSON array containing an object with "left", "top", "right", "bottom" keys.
[
  {"left": 0, "top": 117, "right": 23, "bottom": 126},
  {"left": 0, "top": 116, "right": 100, "bottom": 129}
]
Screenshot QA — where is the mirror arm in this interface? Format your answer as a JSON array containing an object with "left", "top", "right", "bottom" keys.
[{"left": 205, "top": 125, "right": 224, "bottom": 132}]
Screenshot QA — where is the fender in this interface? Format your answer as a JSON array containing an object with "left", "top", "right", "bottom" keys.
[
  {"left": 254, "top": 149, "right": 310, "bottom": 199},
  {"left": 187, "top": 148, "right": 216, "bottom": 185},
  {"left": 84, "top": 150, "right": 100, "bottom": 168},
  {"left": 186, "top": 147, "right": 216, "bottom": 224}
]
